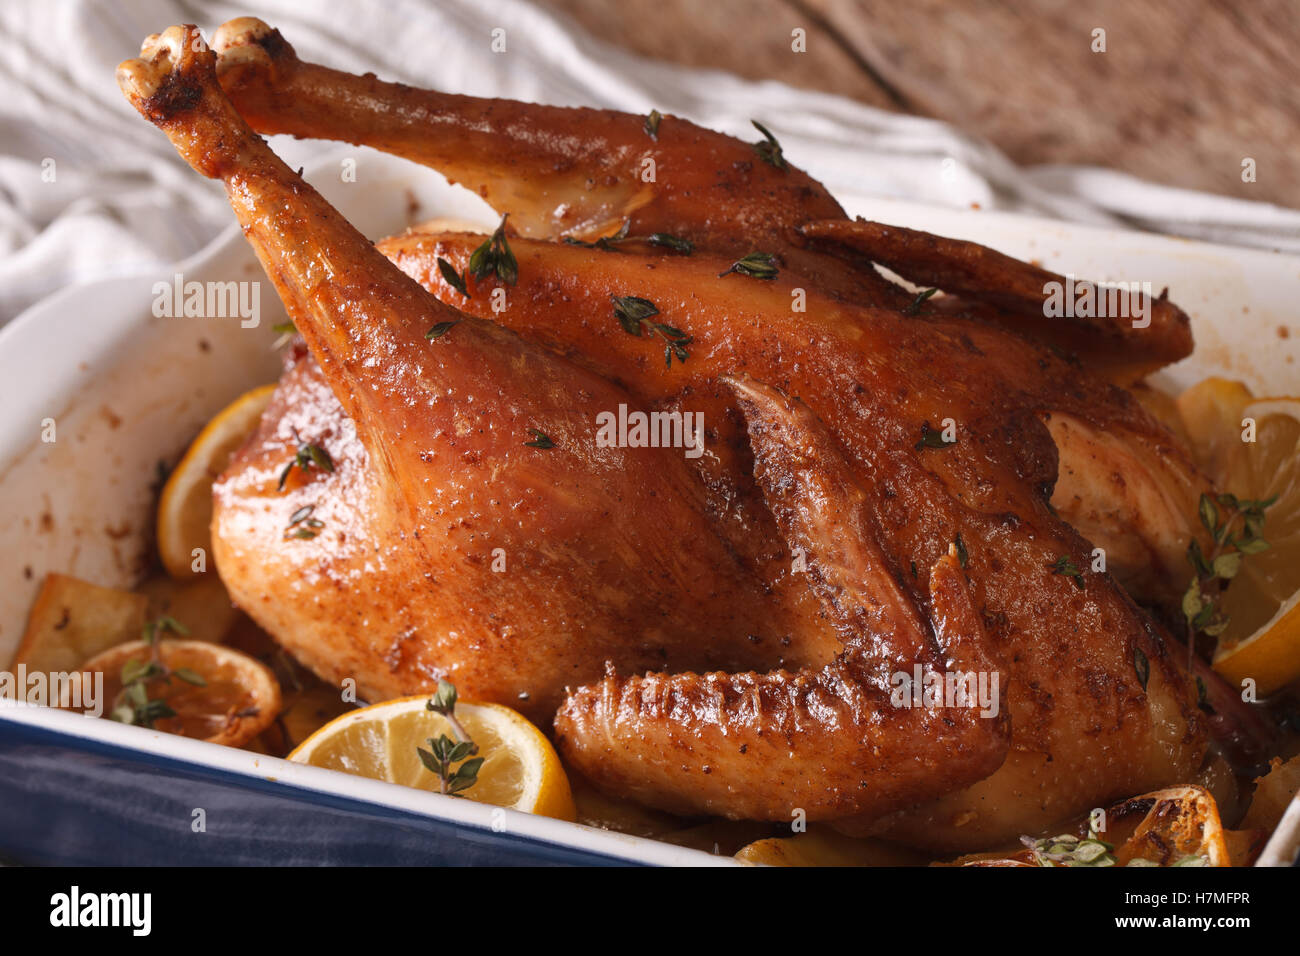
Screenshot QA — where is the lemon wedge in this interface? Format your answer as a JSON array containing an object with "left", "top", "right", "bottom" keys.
[
  {"left": 1209, "top": 398, "right": 1300, "bottom": 696},
  {"left": 1178, "top": 379, "right": 1300, "bottom": 696},
  {"left": 157, "top": 384, "right": 275, "bottom": 579},
  {"left": 75, "top": 638, "right": 281, "bottom": 748},
  {"left": 288, "top": 694, "right": 577, "bottom": 820}
]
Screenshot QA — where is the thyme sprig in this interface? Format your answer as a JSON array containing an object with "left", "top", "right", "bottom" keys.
[
  {"left": 437, "top": 257, "right": 470, "bottom": 298},
  {"left": 418, "top": 681, "right": 484, "bottom": 796},
  {"left": 562, "top": 220, "right": 693, "bottom": 255},
  {"left": 644, "top": 109, "right": 662, "bottom": 139},
  {"left": 284, "top": 504, "right": 325, "bottom": 540},
  {"left": 425, "top": 320, "right": 459, "bottom": 341},
  {"left": 904, "top": 288, "right": 939, "bottom": 316},
  {"left": 718, "top": 252, "right": 779, "bottom": 280},
  {"left": 1181, "top": 492, "right": 1275, "bottom": 667},
  {"left": 278, "top": 430, "right": 335, "bottom": 492},
  {"left": 468, "top": 214, "right": 518, "bottom": 286},
  {"left": 1049, "top": 554, "right": 1085, "bottom": 590},
  {"left": 109, "top": 616, "right": 201, "bottom": 728},
  {"left": 750, "top": 120, "right": 786, "bottom": 169},
  {"left": 1021, "top": 830, "right": 1116, "bottom": 867},
  {"left": 611, "top": 295, "right": 692, "bottom": 366},
  {"left": 524, "top": 429, "right": 555, "bottom": 449}
]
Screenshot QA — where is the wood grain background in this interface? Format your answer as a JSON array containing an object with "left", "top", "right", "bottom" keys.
[{"left": 538, "top": 0, "right": 1297, "bottom": 207}]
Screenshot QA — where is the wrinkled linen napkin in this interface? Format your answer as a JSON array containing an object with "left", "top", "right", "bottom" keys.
[{"left": 2, "top": 0, "right": 1298, "bottom": 324}]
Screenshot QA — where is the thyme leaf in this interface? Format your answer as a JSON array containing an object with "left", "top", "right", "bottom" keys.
[
  {"left": 419, "top": 680, "right": 482, "bottom": 796},
  {"left": 278, "top": 431, "right": 335, "bottom": 492},
  {"left": 1050, "top": 555, "right": 1085, "bottom": 590},
  {"left": 718, "top": 251, "right": 779, "bottom": 280},
  {"left": 563, "top": 221, "right": 693, "bottom": 255},
  {"left": 284, "top": 503, "right": 324, "bottom": 540},
  {"left": 750, "top": 120, "right": 786, "bottom": 169},
  {"left": 436, "top": 257, "right": 470, "bottom": 298},
  {"left": 904, "top": 288, "right": 939, "bottom": 316},
  {"left": 467, "top": 214, "right": 518, "bottom": 286},
  {"left": 1180, "top": 492, "right": 1276, "bottom": 664},
  {"left": 425, "top": 320, "right": 460, "bottom": 341},
  {"left": 110, "top": 616, "right": 194, "bottom": 728},
  {"left": 611, "top": 295, "right": 692, "bottom": 366}
]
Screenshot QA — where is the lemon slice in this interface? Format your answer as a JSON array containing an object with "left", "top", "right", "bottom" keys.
[
  {"left": 157, "top": 384, "right": 276, "bottom": 579},
  {"left": 1209, "top": 398, "right": 1300, "bottom": 696},
  {"left": 1175, "top": 377, "right": 1255, "bottom": 480},
  {"left": 75, "top": 638, "right": 281, "bottom": 748},
  {"left": 288, "top": 694, "right": 577, "bottom": 820}
]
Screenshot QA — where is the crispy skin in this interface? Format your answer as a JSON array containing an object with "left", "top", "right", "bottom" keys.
[
  {"left": 555, "top": 380, "right": 1013, "bottom": 820},
  {"left": 383, "top": 230, "right": 1214, "bottom": 598},
  {"left": 121, "top": 27, "right": 823, "bottom": 727},
  {"left": 118, "top": 22, "right": 1209, "bottom": 849},
  {"left": 801, "top": 218, "right": 1194, "bottom": 379},
  {"left": 208, "top": 16, "right": 901, "bottom": 308},
  {"left": 215, "top": 346, "right": 826, "bottom": 722}
]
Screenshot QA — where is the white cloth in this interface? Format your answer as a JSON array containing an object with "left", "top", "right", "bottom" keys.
[{"left": 2, "top": 0, "right": 1298, "bottom": 324}]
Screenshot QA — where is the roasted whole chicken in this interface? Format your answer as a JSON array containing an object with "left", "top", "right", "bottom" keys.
[{"left": 117, "top": 19, "right": 1220, "bottom": 852}]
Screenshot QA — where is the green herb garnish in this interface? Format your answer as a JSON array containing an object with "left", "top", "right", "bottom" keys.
[
  {"left": 524, "top": 429, "right": 555, "bottom": 449},
  {"left": 425, "top": 320, "right": 460, "bottom": 341},
  {"left": 109, "top": 617, "right": 197, "bottom": 728},
  {"left": 1020, "top": 830, "right": 1117, "bottom": 867},
  {"left": 437, "top": 257, "right": 470, "bottom": 298},
  {"left": 1050, "top": 555, "right": 1085, "bottom": 590},
  {"left": 278, "top": 432, "right": 335, "bottom": 492},
  {"left": 750, "top": 120, "right": 786, "bottom": 169},
  {"left": 563, "top": 221, "right": 693, "bottom": 255},
  {"left": 468, "top": 214, "right": 518, "bottom": 286},
  {"left": 284, "top": 503, "right": 325, "bottom": 540},
  {"left": 611, "top": 295, "right": 692, "bottom": 366},
  {"left": 644, "top": 109, "right": 662, "bottom": 139},
  {"left": 418, "top": 681, "right": 484, "bottom": 796},
  {"left": 1181, "top": 492, "right": 1276, "bottom": 662},
  {"left": 646, "top": 233, "right": 694, "bottom": 254},
  {"left": 718, "top": 252, "right": 779, "bottom": 280},
  {"left": 904, "top": 288, "right": 939, "bottom": 316}
]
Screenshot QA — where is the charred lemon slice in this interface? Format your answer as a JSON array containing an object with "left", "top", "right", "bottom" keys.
[{"left": 76, "top": 638, "right": 281, "bottom": 748}]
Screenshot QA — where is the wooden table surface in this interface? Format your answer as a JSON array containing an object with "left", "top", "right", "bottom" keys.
[{"left": 539, "top": 0, "right": 1297, "bottom": 208}]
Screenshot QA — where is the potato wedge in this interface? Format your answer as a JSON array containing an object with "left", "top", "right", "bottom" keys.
[
  {"left": 137, "top": 573, "right": 241, "bottom": 645},
  {"left": 12, "top": 573, "right": 147, "bottom": 674}
]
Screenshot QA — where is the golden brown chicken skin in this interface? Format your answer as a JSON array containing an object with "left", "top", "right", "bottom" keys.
[
  {"left": 117, "top": 21, "right": 1209, "bottom": 851},
  {"left": 209, "top": 15, "right": 1193, "bottom": 376}
]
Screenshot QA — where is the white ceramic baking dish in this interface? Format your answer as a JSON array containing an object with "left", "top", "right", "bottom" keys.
[{"left": 1, "top": 145, "right": 1296, "bottom": 865}]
